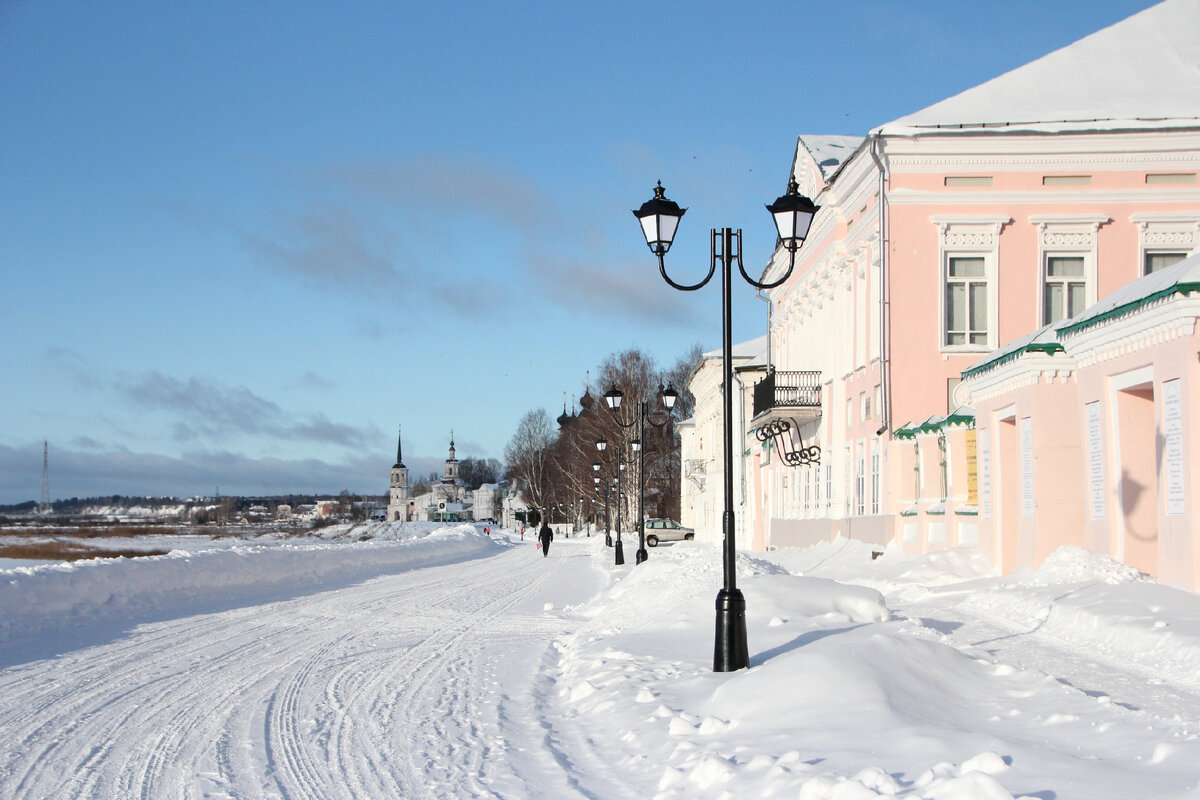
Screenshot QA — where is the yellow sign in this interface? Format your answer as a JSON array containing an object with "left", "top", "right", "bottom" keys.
[{"left": 965, "top": 430, "right": 978, "bottom": 505}]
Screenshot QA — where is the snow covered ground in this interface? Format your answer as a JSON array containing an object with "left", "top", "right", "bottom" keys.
[{"left": 1, "top": 524, "right": 1199, "bottom": 799}]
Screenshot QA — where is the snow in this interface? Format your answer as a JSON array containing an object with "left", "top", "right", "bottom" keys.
[
  {"left": 2, "top": 526, "right": 1200, "bottom": 798},
  {"left": 876, "top": 0, "right": 1200, "bottom": 134},
  {"left": 797, "top": 135, "right": 865, "bottom": 179}
]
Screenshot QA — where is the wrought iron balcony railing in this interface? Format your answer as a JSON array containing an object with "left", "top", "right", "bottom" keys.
[{"left": 752, "top": 369, "right": 822, "bottom": 419}]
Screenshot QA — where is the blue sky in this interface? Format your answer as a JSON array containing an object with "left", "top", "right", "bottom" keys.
[{"left": 0, "top": 0, "right": 1158, "bottom": 503}]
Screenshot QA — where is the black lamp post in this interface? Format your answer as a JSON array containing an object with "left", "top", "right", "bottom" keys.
[
  {"left": 595, "top": 437, "right": 625, "bottom": 564},
  {"left": 633, "top": 178, "right": 818, "bottom": 672},
  {"left": 593, "top": 461, "right": 612, "bottom": 546},
  {"left": 603, "top": 382, "right": 679, "bottom": 565}
]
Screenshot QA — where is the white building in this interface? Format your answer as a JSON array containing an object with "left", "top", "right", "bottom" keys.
[
  {"left": 409, "top": 433, "right": 473, "bottom": 521},
  {"left": 679, "top": 336, "right": 769, "bottom": 547},
  {"left": 472, "top": 483, "right": 503, "bottom": 523}
]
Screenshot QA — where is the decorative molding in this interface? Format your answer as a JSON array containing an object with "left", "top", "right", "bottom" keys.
[{"left": 888, "top": 188, "right": 1200, "bottom": 206}]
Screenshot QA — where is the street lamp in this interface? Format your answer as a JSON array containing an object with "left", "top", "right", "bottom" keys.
[
  {"left": 633, "top": 178, "right": 818, "bottom": 672},
  {"left": 603, "top": 382, "right": 679, "bottom": 565},
  {"left": 595, "top": 436, "right": 625, "bottom": 563}
]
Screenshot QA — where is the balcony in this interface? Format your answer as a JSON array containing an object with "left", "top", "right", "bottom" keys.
[{"left": 751, "top": 369, "right": 822, "bottom": 425}]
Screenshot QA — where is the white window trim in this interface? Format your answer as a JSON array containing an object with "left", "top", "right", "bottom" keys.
[
  {"left": 933, "top": 215, "right": 1009, "bottom": 354},
  {"left": 1030, "top": 215, "right": 1108, "bottom": 327},
  {"left": 1129, "top": 212, "right": 1200, "bottom": 275}
]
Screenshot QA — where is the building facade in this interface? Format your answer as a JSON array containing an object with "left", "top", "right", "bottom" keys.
[{"left": 699, "top": 0, "right": 1200, "bottom": 586}]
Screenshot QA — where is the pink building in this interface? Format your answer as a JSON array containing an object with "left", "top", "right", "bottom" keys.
[
  {"left": 962, "top": 254, "right": 1200, "bottom": 586},
  {"left": 746, "top": 0, "right": 1200, "bottom": 582}
]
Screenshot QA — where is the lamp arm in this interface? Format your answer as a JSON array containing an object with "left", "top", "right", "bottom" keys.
[
  {"left": 739, "top": 245, "right": 797, "bottom": 290},
  {"left": 610, "top": 414, "right": 638, "bottom": 430},
  {"left": 659, "top": 253, "right": 716, "bottom": 292}
]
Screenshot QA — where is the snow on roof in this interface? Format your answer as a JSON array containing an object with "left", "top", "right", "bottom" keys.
[
  {"left": 962, "top": 321, "right": 1064, "bottom": 378},
  {"left": 1058, "top": 250, "right": 1200, "bottom": 336},
  {"left": 964, "top": 252, "right": 1200, "bottom": 379},
  {"left": 877, "top": 0, "right": 1200, "bottom": 135},
  {"left": 703, "top": 334, "right": 768, "bottom": 363},
  {"left": 797, "top": 135, "right": 864, "bottom": 179}
]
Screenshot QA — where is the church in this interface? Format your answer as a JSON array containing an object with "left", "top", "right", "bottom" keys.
[{"left": 386, "top": 430, "right": 473, "bottom": 522}]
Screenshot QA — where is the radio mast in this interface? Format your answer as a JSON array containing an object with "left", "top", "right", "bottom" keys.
[{"left": 38, "top": 441, "right": 51, "bottom": 515}]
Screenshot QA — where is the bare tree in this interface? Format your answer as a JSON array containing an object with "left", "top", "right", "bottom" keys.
[
  {"left": 459, "top": 457, "right": 502, "bottom": 489},
  {"left": 504, "top": 409, "right": 555, "bottom": 515}
]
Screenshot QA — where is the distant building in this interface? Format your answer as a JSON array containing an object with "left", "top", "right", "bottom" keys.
[
  {"left": 386, "top": 428, "right": 411, "bottom": 522},
  {"left": 404, "top": 432, "right": 472, "bottom": 521},
  {"left": 472, "top": 483, "right": 503, "bottom": 522}
]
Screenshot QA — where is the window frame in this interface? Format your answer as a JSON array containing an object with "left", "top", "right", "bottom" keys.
[
  {"left": 933, "top": 216, "right": 1008, "bottom": 355},
  {"left": 1031, "top": 215, "right": 1107, "bottom": 329}
]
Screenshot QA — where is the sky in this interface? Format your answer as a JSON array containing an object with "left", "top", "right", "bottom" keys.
[{"left": 0, "top": 0, "right": 1163, "bottom": 504}]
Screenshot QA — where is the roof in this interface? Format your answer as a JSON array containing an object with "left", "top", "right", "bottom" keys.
[
  {"left": 702, "top": 334, "right": 768, "bottom": 363},
  {"left": 964, "top": 251, "right": 1200, "bottom": 379},
  {"left": 876, "top": 0, "right": 1200, "bottom": 135},
  {"left": 962, "top": 322, "right": 1065, "bottom": 379},
  {"left": 797, "top": 135, "right": 864, "bottom": 180},
  {"left": 1058, "top": 250, "right": 1200, "bottom": 336}
]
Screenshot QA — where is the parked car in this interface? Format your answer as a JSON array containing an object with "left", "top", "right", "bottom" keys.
[{"left": 643, "top": 518, "right": 694, "bottom": 547}]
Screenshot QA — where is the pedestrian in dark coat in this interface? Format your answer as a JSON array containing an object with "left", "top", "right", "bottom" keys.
[{"left": 538, "top": 523, "right": 553, "bottom": 557}]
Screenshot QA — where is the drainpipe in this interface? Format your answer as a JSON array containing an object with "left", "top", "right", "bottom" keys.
[{"left": 869, "top": 134, "right": 891, "bottom": 437}]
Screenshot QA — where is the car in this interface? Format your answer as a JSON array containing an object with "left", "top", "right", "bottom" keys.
[{"left": 643, "top": 518, "right": 694, "bottom": 547}]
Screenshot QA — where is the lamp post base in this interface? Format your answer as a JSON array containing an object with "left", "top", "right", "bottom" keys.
[
  {"left": 605, "top": 533, "right": 612, "bottom": 547},
  {"left": 635, "top": 547, "right": 648, "bottom": 564},
  {"left": 713, "top": 588, "right": 749, "bottom": 672},
  {"left": 614, "top": 540, "right": 625, "bottom": 565}
]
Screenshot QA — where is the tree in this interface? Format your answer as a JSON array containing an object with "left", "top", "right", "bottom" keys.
[
  {"left": 459, "top": 457, "right": 501, "bottom": 489},
  {"left": 504, "top": 409, "right": 555, "bottom": 516}
]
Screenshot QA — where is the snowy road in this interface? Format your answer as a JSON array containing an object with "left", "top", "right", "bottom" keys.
[
  {"left": 5, "top": 529, "right": 1200, "bottom": 799},
  {"left": 0, "top": 536, "right": 605, "bottom": 800}
]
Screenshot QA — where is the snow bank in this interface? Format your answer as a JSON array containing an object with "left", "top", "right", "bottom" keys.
[
  {"left": 962, "top": 546, "right": 1200, "bottom": 685},
  {"left": 0, "top": 523, "right": 498, "bottom": 645},
  {"left": 549, "top": 540, "right": 1200, "bottom": 798}
]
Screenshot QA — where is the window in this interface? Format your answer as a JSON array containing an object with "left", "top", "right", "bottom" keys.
[
  {"left": 933, "top": 215, "right": 1007, "bottom": 352},
  {"left": 945, "top": 176, "right": 993, "bottom": 187},
  {"left": 825, "top": 463, "right": 832, "bottom": 510},
  {"left": 860, "top": 392, "right": 870, "bottom": 422},
  {"left": 855, "top": 443, "right": 866, "bottom": 516},
  {"left": 1131, "top": 213, "right": 1199, "bottom": 276},
  {"left": 945, "top": 256, "right": 988, "bottom": 345},
  {"left": 1031, "top": 215, "right": 1107, "bottom": 327},
  {"left": 1146, "top": 173, "right": 1197, "bottom": 185},
  {"left": 870, "top": 446, "right": 880, "bottom": 515},
  {"left": 1145, "top": 251, "right": 1188, "bottom": 275},
  {"left": 1042, "top": 175, "right": 1092, "bottom": 186},
  {"left": 1043, "top": 255, "right": 1087, "bottom": 324}
]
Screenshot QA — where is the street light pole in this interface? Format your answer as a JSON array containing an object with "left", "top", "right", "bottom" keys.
[
  {"left": 633, "top": 179, "right": 818, "bottom": 673},
  {"left": 604, "top": 383, "right": 678, "bottom": 565}
]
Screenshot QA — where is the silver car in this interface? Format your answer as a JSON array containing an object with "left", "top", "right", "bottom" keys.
[{"left": 643, "top": 518, "right": 695, "bottom": 547}]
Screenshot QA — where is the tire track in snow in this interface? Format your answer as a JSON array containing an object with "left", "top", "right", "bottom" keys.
[{"left": 0, "top": 540, "right": 597, "bottom": 799}]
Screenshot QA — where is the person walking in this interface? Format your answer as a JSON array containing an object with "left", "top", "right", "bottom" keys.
[{"left": 538, "top": 522, "right": 553, "bottom": 558}]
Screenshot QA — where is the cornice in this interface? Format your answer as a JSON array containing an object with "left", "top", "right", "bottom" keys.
[
  {"left": 881, "top": 130, "right": 1200, "bottom": 161},
  {"left": 888, "top": 188, "right": 1200, "bottom": 206},
  {"left": 1062, "top": 297, "right": 1200, "bottom": 368}
]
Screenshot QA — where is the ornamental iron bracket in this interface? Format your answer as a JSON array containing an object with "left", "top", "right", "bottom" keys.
[{"left": 756, "top": 419, "right": 821, "bottom": 467}]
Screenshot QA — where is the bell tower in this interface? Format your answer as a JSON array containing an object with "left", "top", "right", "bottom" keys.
[
  {"left": 387, "top": 427, "right": 410, "bottom": 521},
  {"left": 442, "top": 430, "right": 461, "bottom": 485}
]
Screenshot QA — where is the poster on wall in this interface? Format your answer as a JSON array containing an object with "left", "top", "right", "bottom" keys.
[
  {"left": 965, "top": 429, "right": 978, "bottom": 506},
  {"left": 1021, "top": 417, "right": 1034, "bottom": 518},
  {"left": 1164, "top": 379, "right": 1185, "bottom": 515},
  {"left": 1086, "top": 401, "right": 1105, "bottom": 520},
  {"left": 979, "top": 428, "right": 991, "bottom": 520}
]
